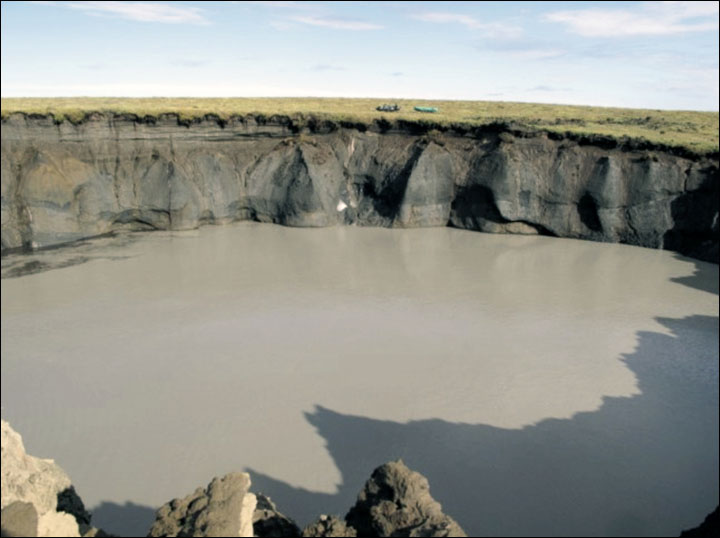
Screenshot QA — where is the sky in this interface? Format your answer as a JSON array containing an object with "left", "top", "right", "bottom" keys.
[{"left": 1, "top": 0, "right": 718, "bottom": 110}]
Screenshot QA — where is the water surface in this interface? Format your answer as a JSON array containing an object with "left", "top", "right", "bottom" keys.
[{"left": 1, "top": 224, "right": 717, "bottom": 536}]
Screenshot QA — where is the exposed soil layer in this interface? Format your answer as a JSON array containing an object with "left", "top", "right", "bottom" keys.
[{"left": 2, "top": 113, "right": 717, "bottom": 262}]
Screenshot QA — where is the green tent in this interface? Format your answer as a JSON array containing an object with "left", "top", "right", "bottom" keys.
[{"left": 414, "top": 106, "right": 438, "bottom": 113}]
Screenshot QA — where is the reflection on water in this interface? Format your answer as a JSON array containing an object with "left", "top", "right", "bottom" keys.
[
  {"left": 1, "top": 223, "right": 717, "bottom": 536},
  {"left": 1, "top": 233, "right": 136, "bottom": 279}
]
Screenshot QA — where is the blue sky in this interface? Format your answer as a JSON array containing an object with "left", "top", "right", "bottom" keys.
[{"left": 1, "top": 1, "right": 718, "bottom": 110}]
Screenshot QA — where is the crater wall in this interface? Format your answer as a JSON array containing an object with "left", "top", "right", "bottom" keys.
[{"left": 2, "top": 114, "right": 717, "bottom": 262}]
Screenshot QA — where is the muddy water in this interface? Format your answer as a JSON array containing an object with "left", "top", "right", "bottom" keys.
[{"left": 1, "top": 223, "right": 717, "bottom": 536}]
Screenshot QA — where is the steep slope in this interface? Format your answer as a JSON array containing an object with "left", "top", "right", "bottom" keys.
[{"left": 1, "top": 114, "right": 717, "bottom": 262}]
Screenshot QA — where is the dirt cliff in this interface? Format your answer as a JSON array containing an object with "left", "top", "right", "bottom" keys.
[{"left": 2, "top": 113, "right": 717, "bottom": 262}]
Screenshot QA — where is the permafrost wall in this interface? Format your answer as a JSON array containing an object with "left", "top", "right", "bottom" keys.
[{"left": 1, "top": 114, "right": 717, "bottom": 262}]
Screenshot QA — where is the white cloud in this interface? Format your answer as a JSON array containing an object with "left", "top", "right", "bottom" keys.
[
  {"left": 653, "top": 1, "right": 720, "bottom": 18},
  {"left": 412, "top": 12, "right": 485, "bottom": 28},
  {"left": 664, "top": 66, "right": 720, "bottom": 97},
  {"left": 291, "top": 15, "right": 382, "bottom": 31},
  {"left": 528, "top": 85, "right": 573, "bottom": 93},
  {"left": 171, "top": 58, "right": 210, "bottom": 68},
  {"left": 238, "top": 0, "right": 321, "bottom": 16},
  {"left": 412, "top": 12, "right": 522, "bottom": 38},
  {"left": 475, "top": 38, "right": 566, "bottom": 61},
  {"left": 269, "top": 19, "right": 296, "bottom": 30},
  {"left": 81, "top": 62, "right": 107, "bottom": 71},
  {"left": 0, "top": 82, "right": 276, "bottom": 97},
  {"left": 511, "top": 49, "right": 566, "bottom": 60},
  {"left": 546, "top": 1, "right": 719, "bottom": 37},
  {"left": 247, "top": 2, "right": 350, "bottom": 31},
  {"left": 310, "top": 64, "right": 346, "bottom": 72},
  {"left": 242, "top": 1, "right": 310, "bottom": 7},
  {"left": 31, "top": 1, "right": 210, "bottom": 25}
]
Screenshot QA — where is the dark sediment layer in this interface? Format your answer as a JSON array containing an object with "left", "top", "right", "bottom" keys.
[{"left": 1, "top": 113, "right": 717, "bottom": 262}]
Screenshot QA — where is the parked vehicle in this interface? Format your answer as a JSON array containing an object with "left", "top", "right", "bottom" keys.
[{"left": 376, "top": 104, "right": 400, "bottom": 112}]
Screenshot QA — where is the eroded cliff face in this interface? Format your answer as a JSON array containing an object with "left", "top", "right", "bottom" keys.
[{"left": 1, "top": 114, "right": 717, "bottom": 262}]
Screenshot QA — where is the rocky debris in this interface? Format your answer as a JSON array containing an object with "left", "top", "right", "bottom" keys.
[
  {"left": 0, "top": 423, "right": 465, "bottom": 538},
  {"left": 681, "top": 506, "right": 719, "bottom": 537},
  {"left": 1, "top": 418, "right": 467, "bottom": 537},
  {"left": 346, "top": 460, "right": 467, "bottom": 537},
  {"left": 1, "top": 420, "right": 81, "bottom": 537},
  {"left": 56, "top": 486, "right": 92, "bottom": 527},
  {"left": 1, "top": 420, "right": 72, "bottom": 516},
  {"left": 253, "top": 493, "right": 301, "bottom": 537},
  {"left": 147, "top": 472, "right": 256, "bottom": 537},
  {"left": 1, "top": 501, "right": 39, "bottom": 537},
  {"left": 36, "top": 512, "right": 82, "bottom": 538},
  {"left": 301, "top": 515, "right": 357, "bottom": 537},
  {"left": 0, "top": 421, "right": 465, "bottom": 537}
]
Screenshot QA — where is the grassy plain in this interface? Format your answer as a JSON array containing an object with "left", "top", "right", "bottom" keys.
[{"left": 2, "top": 97, "right": 717, "bottom": 153}]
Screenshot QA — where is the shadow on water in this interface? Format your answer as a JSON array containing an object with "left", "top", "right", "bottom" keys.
[
  {"left": 670, "top": 253, "right": 719, "bottom": 296},
  {"left": 249, "top": 314, "right": 719, "bottom": 536},
  {"left": 89, "top": 501, "right": 156, "bottom": 537}
]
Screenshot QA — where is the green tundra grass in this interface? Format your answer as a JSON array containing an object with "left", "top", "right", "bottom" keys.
[{"left": 1, "top": 97, "right": 717, "bottom": 154}]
